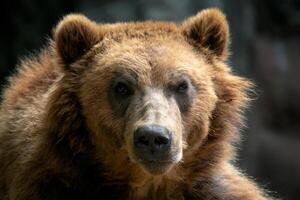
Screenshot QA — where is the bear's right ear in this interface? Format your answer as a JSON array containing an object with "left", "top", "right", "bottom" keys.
[{"left": 54, "top": 14, "right": 100, "bottom": 66}]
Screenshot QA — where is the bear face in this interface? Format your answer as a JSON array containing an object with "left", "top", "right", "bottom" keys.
[
  {"left": 80, "top": 37, "right": 218, "bottom": 175},
  {"left": 52, "top": 9, "right": 235, "bottom": 177}
]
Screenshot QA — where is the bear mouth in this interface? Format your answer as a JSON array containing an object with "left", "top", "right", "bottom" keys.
[
  {"left": 135, "top": 152, "right": 182, "bottom": 175},
  {"left": 138, "top": 160, "right": 175, "bottom": 175}
]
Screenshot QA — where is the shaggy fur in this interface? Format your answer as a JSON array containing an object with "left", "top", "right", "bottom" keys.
[{"left": 0, "top": 8, "right": 272, "bottom": 200}]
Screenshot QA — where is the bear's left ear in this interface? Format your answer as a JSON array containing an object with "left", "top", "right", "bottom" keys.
[
  {"left": 181, "top": 8, "right": 229, "bottom": 60},
  {"left": 54, "top": 14, "right": 100, "bottom": 66}
]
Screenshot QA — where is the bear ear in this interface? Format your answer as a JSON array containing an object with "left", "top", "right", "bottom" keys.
[
  {"left": 54, "top": 14, "right": 100, "bottom": 66},
  {"left": 181, "top": 8, "right": 229, "bottom": 60}
]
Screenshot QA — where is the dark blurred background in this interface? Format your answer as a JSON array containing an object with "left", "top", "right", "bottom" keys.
[{"left": 1, "top": 0, "right": 300, "bottom": 199}]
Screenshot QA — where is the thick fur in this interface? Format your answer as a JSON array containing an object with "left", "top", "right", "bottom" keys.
[{"left": 0, "top": 8, "right": 272, "bottom": 200}]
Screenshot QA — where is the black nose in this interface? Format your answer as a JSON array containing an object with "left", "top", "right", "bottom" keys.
[{"left": 134, "top": 125, "right": 171, "bottom": 161}]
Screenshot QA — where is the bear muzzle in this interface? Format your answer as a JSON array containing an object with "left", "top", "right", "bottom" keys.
[{"left": 133, "top": 124, "right": 180, "bottom": 175}]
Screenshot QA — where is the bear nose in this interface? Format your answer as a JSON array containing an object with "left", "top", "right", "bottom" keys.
[{"left": 134, "top": 125, "right": 171, "bottom": 160}]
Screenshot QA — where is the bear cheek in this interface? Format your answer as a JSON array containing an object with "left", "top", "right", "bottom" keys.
[
  {"left": 181, "top": 84, "right": 218, "bottom": 152},
  {"left": 79, "top": 76, "right": 128, "bottom": 149}
]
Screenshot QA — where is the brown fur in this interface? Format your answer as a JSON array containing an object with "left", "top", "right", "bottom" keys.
[{"left": 0, "top": 8, "right": 273, "bottom": 199}]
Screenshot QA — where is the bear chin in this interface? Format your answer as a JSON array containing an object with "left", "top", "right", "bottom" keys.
[{"left": 139, "top": 161, "right": 175, "bottom": 175}]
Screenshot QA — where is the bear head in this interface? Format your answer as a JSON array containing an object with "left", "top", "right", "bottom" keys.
[{"left": 50, "top": 8, "right": 251, "bottom": 180}]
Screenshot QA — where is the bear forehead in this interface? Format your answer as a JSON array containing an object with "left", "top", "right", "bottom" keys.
[
  {"left": 91, "top": 37, "right": 209, "bottom": 88},
  {"left": 98, "top": 38, "right": 204, "bottom": 72},
  {"left": 93, "top": 22, "right": 206, "bottom": 73},
  {"left": 100, "top": 21, "right": 180, "bottom": 40}
]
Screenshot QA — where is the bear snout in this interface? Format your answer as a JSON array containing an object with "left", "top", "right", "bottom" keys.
[
  {"left": 134, "top": 124, "right": 171, "bottom": 161},
  {"left": 132, "top": 124, "right": 180, "bottom": 174}
]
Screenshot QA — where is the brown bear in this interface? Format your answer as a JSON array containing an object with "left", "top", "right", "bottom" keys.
[{"left": 0, "top": 8, "right": 273, "bottom": 200}]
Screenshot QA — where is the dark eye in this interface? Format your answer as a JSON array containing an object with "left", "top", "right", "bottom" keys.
[
  {"left": 114, "top": 82, "right": 132, "bottom": 96},
  {"left": 176, "top": 81, "right": 189, "bottom": 94}
]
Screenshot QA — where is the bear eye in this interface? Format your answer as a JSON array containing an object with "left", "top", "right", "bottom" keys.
[
  {"left": 114, "top": 82, "right": 132, "bottom": 96},
  {"left": 176, "top": 81, "right": 189, "bottom": 94}
]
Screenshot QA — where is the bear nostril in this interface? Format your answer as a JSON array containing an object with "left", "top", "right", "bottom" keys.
[
  {"left": 154, "top": 135, "right": 169, "bottom": 147},
  {"left": 138, "top": 136, "right": 149, "bottom": 146}
]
